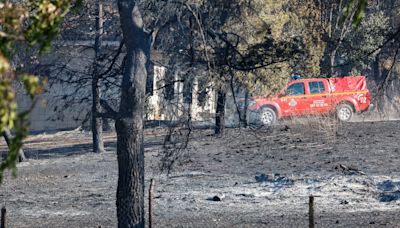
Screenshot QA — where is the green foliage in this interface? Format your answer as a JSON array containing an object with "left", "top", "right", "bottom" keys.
[
  {"left": 0, "top": 112, "right": 29, "bottom": 183},
  {"left": 70, "top": 0, "right": 83, "bottom": 13},
  {"left": 0, "top": 80, "right": 17, "bottom": 131},
  {"left": 21, "top": 74, "right": 42, "bottom": 99},
  {"left": 0, "top": 54, "right": 10, "bottom": 74},
  {"left": 222, "top": 0, "right": 322, "bottom": 96},
  {"left": 297, "top": 0, "right": 385, "bottom": 76},
  {"left": 341, "top": 11, "right": 389, "bottom": 72},
  {"left": 340, "top": 0, "right": 368, "bottom": 27},
  {"left": 25, "top": 0, "right": 69, "bottom": 52},
  {"left": 0, "top": 0, "right": 71, "bottom": 183}
]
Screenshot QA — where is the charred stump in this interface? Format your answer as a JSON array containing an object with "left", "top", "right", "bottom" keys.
[
  {"left": 215, "top": 87, "right": 226, "bottom": 136},
  {"left": 2, "top": 129, "right": 26, "bottom": 162}
]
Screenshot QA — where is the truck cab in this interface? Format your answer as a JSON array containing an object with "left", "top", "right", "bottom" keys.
[{"left": 276, "top": 79, "right": 332, "bottom": 117}]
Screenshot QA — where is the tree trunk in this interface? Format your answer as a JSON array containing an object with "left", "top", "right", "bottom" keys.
[
  {"left": 102, "top": 118, "right": 112, "bottom": 132},
  {"left": 241, "top": 89, "right": 249, "bottom": 128},
  {"left": 373, "top": 54, "right": 381, "bottom": 82},
  {"left": 92, "top": 2, "right": 105, "bottom": 153},
  {"left": 329, "top": 48, "right": 337, "bottom": 76},
  {"left": 116, "top": 1, "right": 149, "bottom": 227},
  {"left": 2, "top": 129, "right": 26, "bottom": 162},
  {"left": 215, "top": 86, "right": 226, "bottom": 135}
]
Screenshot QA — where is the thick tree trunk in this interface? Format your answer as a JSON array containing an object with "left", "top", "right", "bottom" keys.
[
  {"left": 92, "top": 2, "right": 105, "bottom": 153},
  {"left": 2, "top": 129, "right": 26, "bottom": 162},
  {"left": 215, "top": 86, "right": 226, "bottom": 135},
  {"left": 115, "top": 116, "right": 145, "bottom": 228},
  {"left": 116, "top": 1, "right": 149, "bottom": 227}
]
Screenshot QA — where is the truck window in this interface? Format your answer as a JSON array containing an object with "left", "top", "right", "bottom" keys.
[
  {"left": 286, "top": 82, "right": 305, "bottom": 96},
  {"left": 309, "top": 81, "right": 325, "bottom": 94}
]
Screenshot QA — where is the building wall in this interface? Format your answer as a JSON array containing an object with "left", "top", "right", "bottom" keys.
[{"left": 18, "top": 60, "right": 241, "bottom": 132}]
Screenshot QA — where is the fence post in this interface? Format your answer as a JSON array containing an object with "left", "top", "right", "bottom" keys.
[
  {"left": 149, "top": 178, "right": 155, "bottom": 228},
  {"left": 1, "top": 206, "right": 6, "bottom": 228},
  {"left": 309, "top": 195, "right": 314, "bottom": 228}
]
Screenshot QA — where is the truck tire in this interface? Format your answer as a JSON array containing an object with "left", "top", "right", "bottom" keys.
[
  {"left": 259, "top": 106, "right": 277, "bottom": 126},
  {"left": 336, "top": 103, "right": 353, "bottom": 122}
]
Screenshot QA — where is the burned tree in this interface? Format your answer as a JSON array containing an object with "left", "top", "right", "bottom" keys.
[
  {"left": 175, "top": 1, "right": 307, "bottom": 135},
  {"left": 94, "top": 0, "right": 150, "bottom": 226},
  {"left": 2, "top": 129, "right": 26, "bottom": 162},
  {"left": 92, "top": 2, "right": 105, "bottom": 153},
  {"left": 33, "top": 2, "right": 124, "bottom": 153}
]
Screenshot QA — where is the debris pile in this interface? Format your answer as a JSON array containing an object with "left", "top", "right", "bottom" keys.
[
  {"left": 377, "top": 180, "right": 400, "bottom": 202},
  {"left": 255, "top": 173, "right": 294, "bottom": 192}
]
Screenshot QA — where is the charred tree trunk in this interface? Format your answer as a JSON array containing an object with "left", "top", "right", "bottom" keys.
[
  {"left": 373, "top": 54, "right": 381, "bottom": 81},
  {"left": 102, "top": 118, "right": 112, "bottom": 132},
  {"left": 241, "top": 89, "right": 249, "bottom": 128},
  {"left": 321, "top": 44, "right": 338, "bottom": 77},
  {"left": 2, "top": 129, "right": 26, "bottom": 162},
  {"left": 329, "top": 48, "right": 338, "bottom": 76},
  {"left": 92, "top": 2, "right": 105, "bottom": 153},
  {"left": 116, "top": 1, "right": 149, "bottom": 227},
  {"left": 215, "top": 86, "right": 226, "bottom": 135}
]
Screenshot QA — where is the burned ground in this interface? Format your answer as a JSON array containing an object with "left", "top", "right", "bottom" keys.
[{"left": 1, "top": 119, "right": 400, "bottom": 227}]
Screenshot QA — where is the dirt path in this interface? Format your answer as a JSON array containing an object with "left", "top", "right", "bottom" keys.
[{"left": 1, "top": 120, "right": 400, "bottom": 227}]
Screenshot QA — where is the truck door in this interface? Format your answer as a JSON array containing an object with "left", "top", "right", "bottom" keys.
[
  {"left": 307, "top": 81, "right": 332, "bottom": 114},
  {"left": 279, "top": 82, "right": 308, "bottom": 116}
]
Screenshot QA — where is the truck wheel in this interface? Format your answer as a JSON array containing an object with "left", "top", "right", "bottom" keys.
[
  {"left": 336, "top": 103, "right": 353, "bottom": 122},
  {"left": 259, "top": 107, "right": 276, "bottom": 126}
]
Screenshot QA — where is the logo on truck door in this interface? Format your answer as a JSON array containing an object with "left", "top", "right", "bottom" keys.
[{"left": 288, "top": 99, "right": 297, "bottom": 107}]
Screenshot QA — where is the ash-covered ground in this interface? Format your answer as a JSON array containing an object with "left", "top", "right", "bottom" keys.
[{"left": 1, "top": 119, "right": 400, "bottom": 227}]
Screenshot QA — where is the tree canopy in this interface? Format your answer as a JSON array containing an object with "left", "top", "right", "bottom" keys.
[{"left": 0, "top": 0, "right": 73, "bottom": 182}]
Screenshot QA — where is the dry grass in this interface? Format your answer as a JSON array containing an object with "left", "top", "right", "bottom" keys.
[{"left": 282, "top": 114, "right": 341, "bottom": 144}]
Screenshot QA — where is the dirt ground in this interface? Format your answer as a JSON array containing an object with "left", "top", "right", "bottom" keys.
[{"left": 1, "top": 118, "right": 400, "bottom": 227}]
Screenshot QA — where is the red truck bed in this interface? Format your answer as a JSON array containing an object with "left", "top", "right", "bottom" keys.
[{"left": 329, "top": 76, "right": 367, "bottom": 92}]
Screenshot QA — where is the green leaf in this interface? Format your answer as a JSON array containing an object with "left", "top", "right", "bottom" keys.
[
  {"left": 0, "top": 0, "right": 77, "bottom": 184},
  {"left": 0, "top": 54, "right": 10, "bottom": 74},
  {"left": 352, "top": 0, "right": 367, "bottom": 27},
  {"left": 20, "top": 74, "right": 41, "bottom": 99},
  {"left": 71, "top": 0, "right": 84, "bottom": 13},
  {"left": 339, "top": 0, "right": 367, "bottom": 28}
]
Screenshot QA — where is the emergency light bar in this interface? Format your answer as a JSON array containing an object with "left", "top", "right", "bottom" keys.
[{"left": 291, "top": 74, "right": 301, "bottom": 80}]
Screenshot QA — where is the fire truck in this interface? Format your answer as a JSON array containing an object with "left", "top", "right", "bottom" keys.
[{"left": 248, "top": 76, "right": 371, "bottom": 125}]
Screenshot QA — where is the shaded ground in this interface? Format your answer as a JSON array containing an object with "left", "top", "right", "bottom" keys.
[{"left": 1, "top": 120, "right": 400, "bottom": 227}]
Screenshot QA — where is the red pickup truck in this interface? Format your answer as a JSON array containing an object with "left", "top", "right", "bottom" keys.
[{"left": 248, "top": 76, "right": 371, "bottom": 125}]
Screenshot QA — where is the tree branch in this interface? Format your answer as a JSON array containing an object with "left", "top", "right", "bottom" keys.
[
  {"left": 99, "top": 40, "right": 124, "bottom": 78},
  {"left": 99, "top": 99, "right": 118, "bottom": 119}
]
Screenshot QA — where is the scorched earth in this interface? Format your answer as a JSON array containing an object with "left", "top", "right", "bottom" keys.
[{"left": 1, "top": 118, "right": 400, "bottom": 227}]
